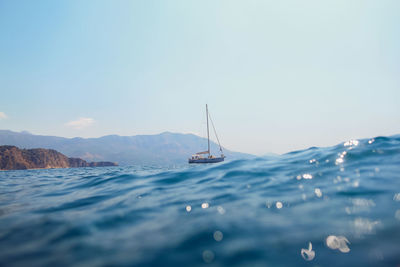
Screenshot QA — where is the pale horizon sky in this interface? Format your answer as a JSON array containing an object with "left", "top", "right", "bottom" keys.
[{"left": 1, "top": 0, "right": 399, "bottom": 155}]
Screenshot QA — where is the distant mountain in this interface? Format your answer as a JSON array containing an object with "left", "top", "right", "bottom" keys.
[
  {"left": 0, "top": 145, "right": 117, "bottom": 170},
  {"left": 0, "top": 130, "right": 254, "bottom": 165}
]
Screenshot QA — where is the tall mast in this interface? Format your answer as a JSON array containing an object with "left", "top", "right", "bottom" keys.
[{"left": 206, "top": 104, "right": 210, "bottom": 156}]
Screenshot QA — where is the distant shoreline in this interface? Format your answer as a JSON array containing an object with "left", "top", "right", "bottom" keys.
[
  {"left": 0, "top": 165, "right": 119, "bottom": 172},
  {"left": 0, "top": 145, "right": 118, "bottom": 171}
]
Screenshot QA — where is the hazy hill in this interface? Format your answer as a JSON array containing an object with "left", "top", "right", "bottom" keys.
[
  {"left": 0, "top": 130, "right": 254, "bottom": 165},
  {"left": 0, "top": 145, "right": 117, "bottom": 170}
]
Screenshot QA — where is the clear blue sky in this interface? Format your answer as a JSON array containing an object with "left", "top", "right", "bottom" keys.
[{"left": 1, "top": 0, "right": 399, "bottom": 155}]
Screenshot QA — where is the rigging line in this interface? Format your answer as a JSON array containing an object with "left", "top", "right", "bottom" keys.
[{"left": 208, "top": 112, "right": 223, "bottom": 153}]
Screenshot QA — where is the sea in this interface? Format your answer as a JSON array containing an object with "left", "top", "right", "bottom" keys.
[{"left": 1, "top": 135, "right": 400, "bottom": 266}]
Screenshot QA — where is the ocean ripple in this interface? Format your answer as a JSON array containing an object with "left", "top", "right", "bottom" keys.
[{"left": 1, "top": 135, "right": 400, "bottom": 266}]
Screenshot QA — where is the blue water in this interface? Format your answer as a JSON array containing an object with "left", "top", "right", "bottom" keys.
[{"left": 1, "top": 136, "right": 400, "bottom": 266}]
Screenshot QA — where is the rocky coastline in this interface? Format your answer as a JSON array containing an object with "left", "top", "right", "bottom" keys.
[{"left": 0, "top": 146, "right": 118, "bottom": 170}]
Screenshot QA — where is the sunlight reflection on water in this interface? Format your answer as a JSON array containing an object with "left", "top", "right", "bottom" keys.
[{"left": 1, "top": 135, "right": 400, "bottom": 266}]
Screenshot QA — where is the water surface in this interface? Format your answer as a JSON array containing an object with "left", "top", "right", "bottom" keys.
[{"left": 1, "top": 135, "right": 400, "bottom": 266}]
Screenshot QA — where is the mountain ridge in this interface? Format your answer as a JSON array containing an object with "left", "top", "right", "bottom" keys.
[{"left": 0, "top": 130, "right": 254, "bottom": 165}]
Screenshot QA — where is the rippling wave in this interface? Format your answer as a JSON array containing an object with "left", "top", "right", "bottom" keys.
[{"left": 1, "top": 135, "right": 400, "bottom": 266}]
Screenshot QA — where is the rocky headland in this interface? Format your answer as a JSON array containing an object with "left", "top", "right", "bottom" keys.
[{"left": 0, "top": 146, "right": 118, "bottom": 170}]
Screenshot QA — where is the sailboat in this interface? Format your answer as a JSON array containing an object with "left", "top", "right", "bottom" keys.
[{"left": 188, "top": 104, "right": 225, "bottom": 164}]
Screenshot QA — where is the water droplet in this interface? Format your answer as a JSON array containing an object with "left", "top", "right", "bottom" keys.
[
  {"left": 393, "top": 193, "right": 400, "bottom": 202},
  {"left": 301, "top": 242, "right": 315, "bottom": 261},
  {"left": 368, "top": 138, "right": 375, "bottom": 144},
  {"left": 217, "top": 206, "right": 225, "bottom": 214},
  {"left": 314, "top": 188, "right": 322, "bottom": 198},
  {"left": 201, "top": 203, "right": 209, "bottom": 209},
  {"left": 354, "top": 218, "right": 379, "bottom": 236},
  {"left": 345, "top": 207, "right": 351, "bottom": 214},
  {"left": 395, "top": 210, "right": 400, "bottom": 221},
  {"left": 302, "top": 174, "right": 313, "bottom": 179},
  {"left": 326, "top": 235, "right": 350, "bottom": 253},
  {"left": 276, "top": 201, "right": 283, "bottom": 209},
  {"left": 186, "top": 205, "right": 192, "bottom": 212},
  {"left": 202, "top": 250, "right": 215, "bottom": 263},
  {"left": 213, "top": 231, "right": 223, "bottom": 242},
  {"left": 352, "top": 198, "right": 375, "bottom": 207}
]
